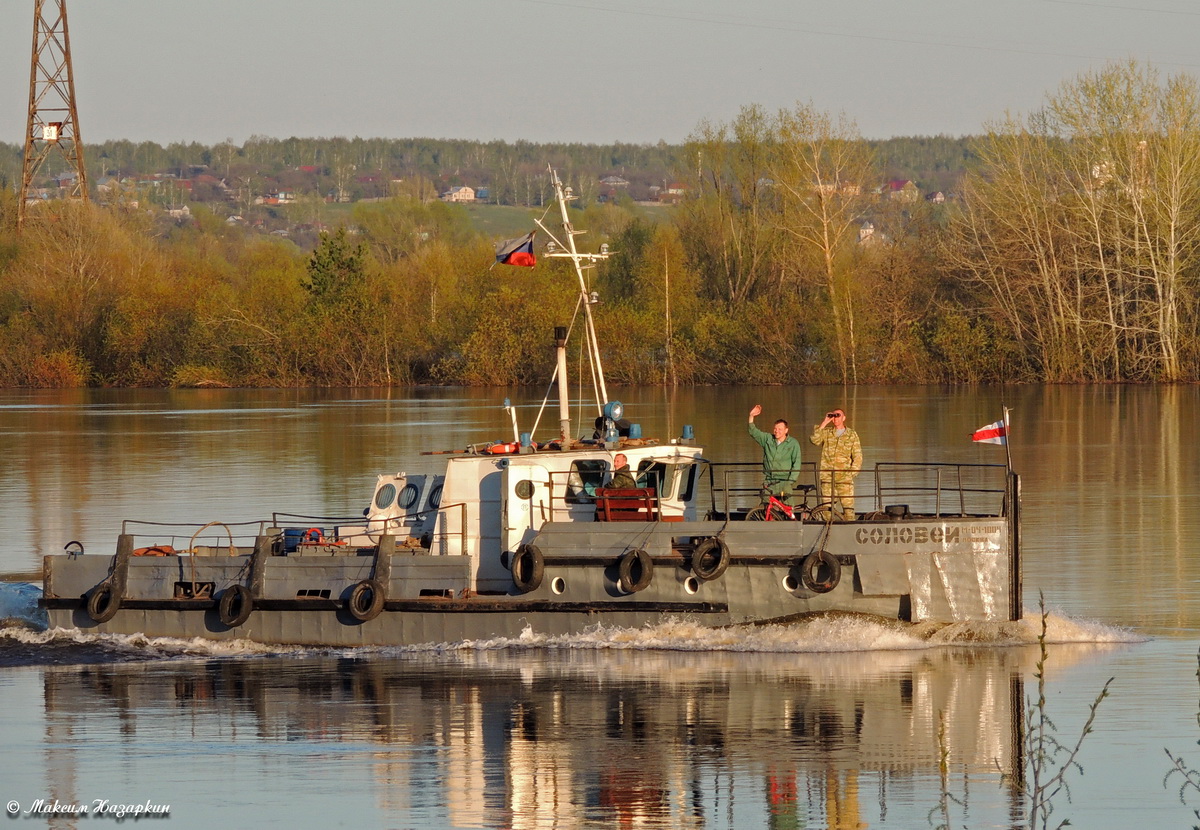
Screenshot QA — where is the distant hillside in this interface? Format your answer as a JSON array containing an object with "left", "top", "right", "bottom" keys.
[
  {"left": 0, "top": 135, "right": 979, "bottom": 205},
  {"left": 869, "top": 135, "right": 979, "bottom": 195}
]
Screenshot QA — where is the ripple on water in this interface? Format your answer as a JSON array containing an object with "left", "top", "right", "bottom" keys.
[{"left": 0, "top": 596, "right": 1144, "bottom": 667}]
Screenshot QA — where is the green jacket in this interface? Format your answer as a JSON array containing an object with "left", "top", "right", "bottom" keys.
[
  {"left": 748, "top": 422, "right": 802, "bottom": 487},
  {"left": 609, "top": 466, "right": 637, "bottom": 490}
]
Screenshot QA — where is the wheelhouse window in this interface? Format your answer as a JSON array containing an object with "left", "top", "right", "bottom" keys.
[
  {"left": 398, "top": 483, "right": 419, "bottom": 509},
  {"left": 374, "top": 483, "right": 397, "bottom": 510},
  {"left": 566, "top": 460, "right": 607, "bottom": 504},
  {"left": 636, "top": 460, "right": 667, "bottom": 495},
  {"left": 677, "top": 463, "right": 698, "bottom": 502},
  {"left": 633, "top": 461, "right": 698, "bottom": 501}
]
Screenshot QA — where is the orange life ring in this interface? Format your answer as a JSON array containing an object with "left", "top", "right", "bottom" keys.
[
  {"left": 133, "top": 545, "right": 177, "bottom": 557},
  {"left": 303, "top": 528, "right": 323, "bottom": 544},
  {"left": 487, "top": 442, "right": 519, "bottom": 455}
]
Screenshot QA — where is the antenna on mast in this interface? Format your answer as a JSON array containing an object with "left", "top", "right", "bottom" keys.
[
  {"left": 537, "top": 167, "right": 611, "bottom": 410},
  {"left": 19, "top": 0, "right": 89, "bottom": 229}
]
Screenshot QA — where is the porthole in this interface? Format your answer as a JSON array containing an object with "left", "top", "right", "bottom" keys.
[
  {"left": 783, "top": 573, "right": 799, "bottom": 592},
  {"left": 428, "top": 483, "right": 443, "bottom": 509},
  {"left": 683, "top": 576, "right": 700, "bottom": 595},
  {"left": 551, "top": 577, "right": 566, "bottom": 595},
  {"left": 515, "top": 479, "right": 535, "bottom": 499},
  {"left": 374, "top": 483, "right": 397, "bottom": 510},
  {"left": 398, "top": 482, "right": 419, "bottom": 509}
]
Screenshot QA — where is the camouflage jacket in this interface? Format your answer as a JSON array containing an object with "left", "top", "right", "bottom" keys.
[{"left": 809, "top": 426, "right": 862, "bottom": 475}]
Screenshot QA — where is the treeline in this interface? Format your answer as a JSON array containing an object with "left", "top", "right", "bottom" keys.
[
  {"left": 0, "top": 133, "right": 977, "bottom": 206},
  {"left": 1, "top": 60, "right": 1198, "bottom": 387},
  {"left": 0, "top": 179, "right": 945, "bottom": 387}
]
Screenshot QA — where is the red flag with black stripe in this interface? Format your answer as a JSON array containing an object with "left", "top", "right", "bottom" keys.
[{"left": 495, "top": 231, "right": 536, "bottom": 267}]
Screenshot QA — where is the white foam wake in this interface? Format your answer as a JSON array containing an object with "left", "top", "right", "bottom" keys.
[{"left": 0, "top": 605, "right": 1144, "bottom": 662}]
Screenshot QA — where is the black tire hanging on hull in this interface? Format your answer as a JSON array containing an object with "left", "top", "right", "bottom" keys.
[
  {"left": 511, "top": 544, "right": 544, "bottom": 593},
  {"left": 218, "top": 584, "right": 254, "bottom": 627},
  {"left": 347, "top": 579, "right": 385, "bottom": 622},
  {"left": 85, "top": 582, "right": 120, "bottom": 623},
  {"left": 800, "top": 550, "right": 841, "bottom": 593},
  {"left": 618, "top": 548, "right": 654, "bottom": 593},
  {"left": 691, "top": 537, "right": 730, "bottom": 581}
]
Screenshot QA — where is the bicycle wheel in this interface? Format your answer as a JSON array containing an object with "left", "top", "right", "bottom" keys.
[
  {"left": 747, "top": 504, "right": 787, "bottom": 521},
  {"left": 801, "top": 504, "right": 835, "bottom": 523}
]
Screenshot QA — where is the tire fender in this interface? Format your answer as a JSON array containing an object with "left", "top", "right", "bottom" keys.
[
  {"left": 801, "top": 550, "right": 841, "bottom": 593},
  {"left": 85, "top": 582, "right": 120, "bottom": 623},
  {"left": 691, "top": 538, "right": 730, "bottom": 581},
  {"left": 618, "top": 548, "right": 654, "bottom": 593},
  {"left": 511, "top": 544, "right": 544, "bottom": 593},
  {"left": 218, "top": 584, "right": 254, "bottom": 627},
  {"left": 347, "top": 579, "right": 385, "bottom": 622}
]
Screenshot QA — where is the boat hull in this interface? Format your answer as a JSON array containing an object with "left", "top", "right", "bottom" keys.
[{"left": 41, "top": 515, "right": 1015, "bottom": 646}]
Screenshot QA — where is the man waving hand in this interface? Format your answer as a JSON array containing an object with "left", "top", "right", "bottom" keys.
[{"left": 747, "top": 404, "right": 802, "bottom": 504}]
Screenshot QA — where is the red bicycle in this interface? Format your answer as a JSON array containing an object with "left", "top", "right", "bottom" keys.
[{"left": 746, "top": 485, "right": 834, "bottom": 521}]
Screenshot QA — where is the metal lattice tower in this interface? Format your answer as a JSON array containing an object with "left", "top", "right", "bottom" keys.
[{"left": 18, "top": 0, "right": 88, "bottom": 228}]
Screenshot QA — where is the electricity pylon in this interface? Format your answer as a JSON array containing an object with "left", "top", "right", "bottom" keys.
[{"left": 18, "top": 0, "right": 88, "bottom": 229}]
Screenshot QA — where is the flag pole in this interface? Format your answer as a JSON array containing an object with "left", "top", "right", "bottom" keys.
[{"left": 1002, "top": 405, "right": 1012, "bottom": 472}]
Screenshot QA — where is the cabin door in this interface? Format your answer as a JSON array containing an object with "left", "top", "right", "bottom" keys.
[{"left": 502, "top": 464, "right": 551, "bottom": 554}]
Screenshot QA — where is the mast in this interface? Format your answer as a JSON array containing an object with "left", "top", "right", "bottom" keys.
[
  {"left": 539, "top": 168, "right": 609, "bottom": 409},
  {"left": 536, "top": 168, "right": 614, "bottom": 435},
  {"left": 555, "top": 326, "right": 571, "bottom": 443}
]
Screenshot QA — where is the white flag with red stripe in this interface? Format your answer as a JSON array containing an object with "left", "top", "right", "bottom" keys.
[{"left": 971, "top": 419, "right": 1007, "bottom": 445}]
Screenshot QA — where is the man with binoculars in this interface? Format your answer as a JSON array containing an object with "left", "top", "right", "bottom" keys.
[{"left": 810, "top": 408, "right": 862, "bottom": 521}]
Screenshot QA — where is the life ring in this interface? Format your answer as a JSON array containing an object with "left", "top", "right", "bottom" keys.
[
  {"left": 218, "top": 584, "right": 254, "bottom": 627},
  {"left": 303, "top": 528, "right": 323, "bottom": 544},
  {"left": 691, "top": 537, "right": 730, "bottom": 581},
  {"left": 618, "top": 548, "right": 654, "bottom": 593},
  {"left": 488, "top": 442, "right": 519, "bottom": 455},
  {"left": 800, "top": 550, "right": 841, "bottom": 593},
  {"left": 511, "top": 543, "right": 544, "bottom": 593},
  {"left": 347, "top": 579, "right": 385, "bottom": 622},
  {"left": 133, "top": 545, "right": 176, "bottom": 557},
  {"left": 86, "top": 582, "right": 120, "bottom": 623}
]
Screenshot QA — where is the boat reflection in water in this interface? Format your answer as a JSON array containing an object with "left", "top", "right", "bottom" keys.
[{"left": 41, "top": 644, "right": 1031, "bottom": 829}]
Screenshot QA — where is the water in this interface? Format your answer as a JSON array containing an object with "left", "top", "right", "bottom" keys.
[{"left": 1, "top": 385, "right": 1198, "bottom": 828}]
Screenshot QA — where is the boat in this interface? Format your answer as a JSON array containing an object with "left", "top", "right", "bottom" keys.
[{"left": 39, "top": 169, "right": 1022, "bottom": 646}]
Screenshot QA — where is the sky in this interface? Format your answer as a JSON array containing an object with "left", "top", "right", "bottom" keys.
[{"left": 1, "top": 0, "right": 1199, "bottom": 147}]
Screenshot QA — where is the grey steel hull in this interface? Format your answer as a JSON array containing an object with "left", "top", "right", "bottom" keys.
[{"left": 41, "top": 516, "right": 1016, "bottom": 646}]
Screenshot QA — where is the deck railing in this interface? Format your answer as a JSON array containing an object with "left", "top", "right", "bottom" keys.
[{"left": 703, "top": 461, "right": 1009, "bottom": 519}]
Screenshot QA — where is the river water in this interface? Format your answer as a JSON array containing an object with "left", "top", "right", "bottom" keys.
[{"left": 0, "top": 385, "right": 1197, "bottom": 829}]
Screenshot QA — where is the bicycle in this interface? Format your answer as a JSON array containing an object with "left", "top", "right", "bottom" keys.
[{"left": 746, "top": 485, "right": 836, "bottom": 521}]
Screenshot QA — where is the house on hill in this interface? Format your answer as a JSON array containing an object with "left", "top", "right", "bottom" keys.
[
  {"left": 884, "top": 180, "right": 920, "bottom": 203},
  {"left": 256, "top": 188, "right": 295, "bottom": 206},
  {"left": 658, "top": 183, "right": 687, "bottom": 204},
  {"left": 442, "top": 186, "right": 475, "bottom": 203}
]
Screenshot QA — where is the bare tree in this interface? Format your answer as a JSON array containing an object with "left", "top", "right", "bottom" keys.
[
  {"left": 946, "top": 61, "right": 1200, "bottom": 381},
  {"left": 772, "top": 103, "right": 876, "bottom": 384},
  {"left": 677, "top": 105, "right": 783, "bottom": 308}
]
